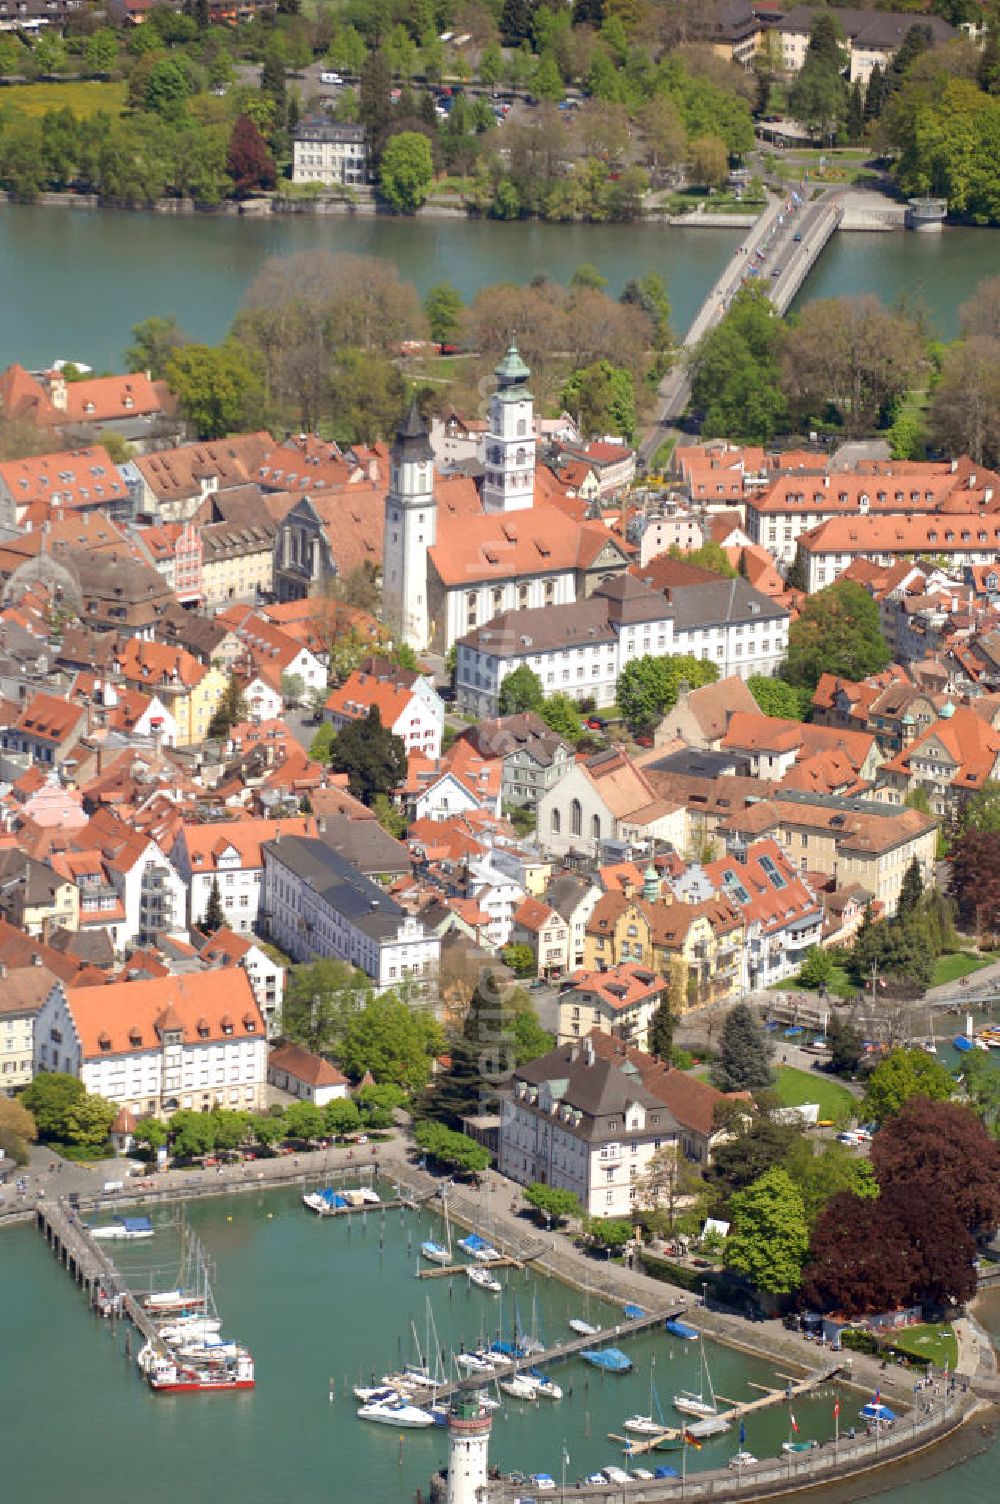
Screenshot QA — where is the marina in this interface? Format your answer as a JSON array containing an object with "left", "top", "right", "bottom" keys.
[{"left": 7, "top": 1183, "right": 995, "bottom": 1504}]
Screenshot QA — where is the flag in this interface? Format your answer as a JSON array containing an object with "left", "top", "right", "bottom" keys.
[
  {"left": 834, "top": 1400, "right": 840, "bottom": 1420},
  {"left": 790, "top": 1413, "right": 799, "bottom": 1433},
  {"left": 739, "top": 1421, "right": 746, "bottom": 1446},
  {"left": 873, "top": 1388, "right": 881, "bottom": 1405}
]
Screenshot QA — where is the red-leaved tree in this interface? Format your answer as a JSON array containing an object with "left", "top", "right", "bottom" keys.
[
  {"left": 227, "top": 114, "right": 276, "bottom": 199},
  {"left": 802, "top": 1192, "right": 911, "bottom": 1317},
  {"left": 871, "top": 1096, "right": 1000, "bottom": 1235}
]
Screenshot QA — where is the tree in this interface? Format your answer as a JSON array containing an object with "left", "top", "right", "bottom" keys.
[
  {"left": 524, "top": 1182, "right": 581, "bottom": 1226},
  {"left": 617, "top": 653, "right": 718, "bottom": 736},
  {"left": 827, "top": 1013, "right": 863, "bottom": 1077},
  {"left": 796, "top": 945, "right": 833, "bottom": 989},
  {"left": 781, "top": 297, "right": 924, "bottom": 438},
  {"left": 587, "top": 1216, "right": 633, "bottom": 1250},
  {"left": 59, "top": 1092, "right": 115, "bottom": 1148},
  {"left": 208, "top": 672, "right": 248, "bottom": 739},
  {"left": 783, "top": 580, "right": 890, "bottom": 691},
  {"left": 84, "top": 29, "right": 119, "bottom": 77},
  {"left": 169, "top": 1109, "right": 216, "bottom": 1159},
  {"left": 0, "top": 1097, "right": 37, "bottom": 1163},
  {"left": 561, "top": 360, "right": 636, "bottom": 442},
  {"left": 283, "top": 1100, "right": 325, "bottom": 1142},
  {"left": 862, "top": 1048, "right": 954, "bottom": 1126},
  {"left": 227, "top": 114, "right": 276, "bottom": 198},
  {"left": 340, "top": 993, "right": 444, "bottom": 1091},
  {"left": 133, "top": 1117, "right": 169, "bottom": 1152},
  {"left": 125, "top": 316, "right": 188, "bottom": 380},
  {"left": 324, "top": 1097, "right": 362, "bottom": 1139},
  {"left": 803, "top": 1189, "right": 911, "bottom": 1316},
  {"left": 710, "top": 1002, "right": 774, "bottom": 1093},
  {"left": 281, "top": 959, "right": 372, "bottom": 1054},
  {"left": 952, "top": 828, "right": 1000, "bottom": 942},
  {"left": 308, "top": 722, "right": 336, "bottom": 765},
  {"left": 539, "top": 694, "right": 582, "bottom": 743},
  {"left": 648, "top": 996, "right": 675, "bottom": 1063},
  {"left": 203, "top": 876, "right": 225, "bottom": 933},
  {"left": 165, "top": 342, "right": 263, "bottom": 440},
  {"left": 22, "top": 1072, "right": 85, "bottom": 1139},
  {"left": 512, "top": 1006, "right": 554, "bottom": 1063},
  {"left": 359, "top": 48, "right": 392, "bottom": 139},
  {"left": 870, "top": 1096, "right": 1000, "bottom": 1234},
  {"left": 784, "top": 1137, "right": 877, "bottom": 1228},
  {"left": 144, "top": 56, "right": 195, "bottom": 119},
  {"left": 479, "top": 40, "right": 504, "bottom": 88},
  {"left": 414, "top": 1119, "right": 491, "bottom": 1174},
  {"left": 249, "top": 1112, "right": 286, "bottom": 1149},
  {"left": 788, "top": 13, "right": 847, "bottom": 141},
  {"left": 956, "top": 1049, "right": 1000, "bottom": 1133},
  {"left": 747, "top": 676, "right": 811, "bottom": 721},
  {"left": 897, "top": 857, "right": 924, "bottom": 920},
  {"left": 501, "top": 942, "right": 536, "bottom": 978},
  {"left": 708, "top": 1110, "right": 799, "bottom": 1204},
  {"left": 380, "top": 131, "right": 434, "bottom": 213},
  {"left": 620, "top": 272, "right": 671, "bottom": 349},
  {"left": 498, "top": 665, "right": 545, "bottom": 716},
  {"left": 210, "top": 1109, "right": 249, "bottom": 1151},
  {"left": 689, "top": 285, "right": 786, "bottom": 443},
  {"left": 687, "top": 133, "right": 728, "bottom": 189},
  {"left": 639, "top": 1145, "right": 703, "bottom": 1231},
  {"left": 428, "top": 971, "right": 521, "bottom": 1124},
  {"left": 929, "top": 337, "right": 1000, "bottom": 468},
  {"left": 358, "top": 1081, "right": 406, "bottom": 1128},
  {"left": 726, "top": 1167, "right": 809, "bottom": 1294},
  {"left": 328, "top": 707, "right": 407, "bottom": 806},
  {"left": 424, "top": 282, "right": 464, "bottom": 345}
]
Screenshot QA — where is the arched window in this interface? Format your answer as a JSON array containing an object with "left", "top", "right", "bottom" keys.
[
  {"left": 592, "top": 814, "right": 601, "bottom": 842},
  {"left": 570, "top": 799, "right": 582, "bottom": 837},
  {"left": 551, "top": 808, "right": 561, "bottom": 835}
]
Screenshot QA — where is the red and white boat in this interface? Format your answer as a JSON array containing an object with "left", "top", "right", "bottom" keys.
[
  {"left": 145, "top": 1351, "right": 255, "bottom": 1393},
  {"left": 141, "top": 1289, "right": 208, "bottom": 1315}
]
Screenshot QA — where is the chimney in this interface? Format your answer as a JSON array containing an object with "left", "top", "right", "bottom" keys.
[{"left": 583, "top": 1035, "right": 595, "bottom": 1067}]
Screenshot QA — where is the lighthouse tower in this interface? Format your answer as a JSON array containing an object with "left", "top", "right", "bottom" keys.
[
  {"left": 382, "top": 400, "right": 436, "bottom": 650},
  {"left": 446, "top": 1390, "right": 493, "bottom": 1504},
  {"left": 482, "top": 343, "right": 535, "bottom": 514}
]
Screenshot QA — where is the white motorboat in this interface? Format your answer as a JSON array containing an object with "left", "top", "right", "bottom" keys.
[
  {"left": 568, "top": 1318, "right": 601, "bottom": 1336},
  {"left": 420, "top": 1239, "right": 450, "bottom": 1263},
  {"left": 358, "top": 1398, "right": 434, "bottom": 1428},
  {"left": 156, "top": 1318, "right": 222, "bottom": 1344},
  {"left": 91, "top": 1216, "right": 154, "bottom": 1241},
  {"left": 141, "top": 1290, "right": 206, "bottom": 1314},
  {"left": 632, "top": 1470, "right": 655, "bottom": 1481},
  {"left": 458, "top": 1232, "right": 501, "bottom": 1262},
  {"left": 354, "top": 1384, "right": 401, "bottom": 1403},
  {"left": 455, "top": 1350, "right": 495, "bottom": 1375},
  {"left": 499, "top": 1374, "right": 538, "bottom": 1401},
  {"left": 603, "top": 1466, "right": 631, "bottom": 1486},
  {"left": 524, "top": 1374, "right": 562, "bottom": 1400},
  {"left": 624, "top": 1414, "right": 668, "bottom": 1436},
  {"left": 302, "top": 1192, "right": 331, "bottom": 1214},
  {"left": 728, "top": 1451, "right": 758, "bottom": 1470},
  {"left": 467, "top": 1266, "right": 502, "bottom": 1294}
]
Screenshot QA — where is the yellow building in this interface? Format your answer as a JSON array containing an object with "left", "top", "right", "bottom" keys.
[
  {"left": 0, "top": 967, "right": 58, "bottom": 1091},
  {"left": 200, "top": 519, "right": 277, "bottom": 608},
  {"left": 116, "top": 639, "right": 227, "bottom": 748},
  {"left": 584, "top": 881, "right": 744, "bottom": 1012}
]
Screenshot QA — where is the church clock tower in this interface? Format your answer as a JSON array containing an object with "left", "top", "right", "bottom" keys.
[
  {"left": 482, "top": 343, "right": 535, "bottom": 514},
  {"left": 382, "top": 400, "right": 436, "bottom": 650}
]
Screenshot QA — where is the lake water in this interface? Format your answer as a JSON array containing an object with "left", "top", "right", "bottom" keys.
[
  {"left": 1, "top": 1184, "right": 997, "bottom": 1504},
  {"left": 2, "top": 204, "right": 997, "bottom": 371}
]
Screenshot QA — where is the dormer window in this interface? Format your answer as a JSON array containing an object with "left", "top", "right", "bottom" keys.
[
  {"left": 98, "top": 1032, "right": 112, "bottom": 1051},
  {"left": 129, "top": 1027, "right": 142, "bottom": 1047},
  {"left": 196, "top": 1017, "right": 210, "bottom": 1039}
]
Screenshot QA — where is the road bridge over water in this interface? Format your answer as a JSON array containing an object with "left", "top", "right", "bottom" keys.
[{"left": 640, "top": 189, "right": 845, "bottom": 465}]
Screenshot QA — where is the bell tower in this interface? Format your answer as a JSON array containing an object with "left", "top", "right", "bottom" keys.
[
  {"left": 382, "top": 400, "right": 436, "bottom": 649},
  {"left": 482, "top": 343, "right": 535, "bottom": 514},
  {"left": 446, "top": 1390, "right": 493, "bottom": 1504}
]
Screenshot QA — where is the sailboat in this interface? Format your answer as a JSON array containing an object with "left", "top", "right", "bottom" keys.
[
  {"left": 624, "top": 1368, "right": 668, "bottom": 1436},
  {"left": 421, "top": 1194, "right": 453, "bottom": 1265},
  {"left": 673, "top": 1337, "right": 721, "bottom": 1419},
  {"left": 468, "top": 1266, "right": 502, "bottom": 1294}
]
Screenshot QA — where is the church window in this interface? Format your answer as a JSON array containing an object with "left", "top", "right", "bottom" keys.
[
  {"left": 592, "top": 815, "right": 601, "bottom": 842},
  {"left": 570, "top": 799, "right": 582, "bottom": 837},
  {"left": 551, "top": 809, "right": 561, "bottom": 835}
]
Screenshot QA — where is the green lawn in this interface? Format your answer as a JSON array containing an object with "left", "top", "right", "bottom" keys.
[
  {"left": 931, "top": 951, "right": 993, "bottom": 987},
  {"left": 888, "top": 1323, "right": 958, "bottom": 1371},
  {"left": 772, "top": 1065, "right": 856, "bottom": 1125},
  {"left": 0, "top": 80, "right": 127, "bottom": 118},
  {"left": 769, "top": 965, "right": 856, "bottom": 999}
]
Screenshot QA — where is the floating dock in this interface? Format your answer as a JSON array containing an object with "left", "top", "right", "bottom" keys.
[{"left": 608, "top": 1359, "right": 846, "bottom": 1455}]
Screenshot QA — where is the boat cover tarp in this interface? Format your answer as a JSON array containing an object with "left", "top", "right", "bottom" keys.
[
  {"left": 582, "top": 1347, "right": 632, "bottom": 1372},
  {"left": 624, "top": 1304, "right": 645, "bottom": 1320},
  {"left": 122, "top": 1217, "right": 153, "bottom": 1232},
  {"left": 666, "top": 1319, "right": 699, "bottom": 1339}
]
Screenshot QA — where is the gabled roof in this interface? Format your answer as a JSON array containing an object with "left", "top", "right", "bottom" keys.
[
  {"left": 65, "top": 969, "right": 264, "bottom": 1058},
  {"left": 269, "top": 1041, "right": 348, "bottom": 1089}
]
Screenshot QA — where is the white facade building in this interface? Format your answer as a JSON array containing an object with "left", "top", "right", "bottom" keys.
[
  {"left": 262, "top": 835, "right": 439, "bottom": 995},
  {"left": 382, "top": 402, "right": 438, "bottom": 652},
  {"left": 171, "top": 817, "right": 310, "bottom": 935},
  {"left": 291, "top": 117, "right": 368, "bottom": 186},
  {"left": 33, "top": 971, "right": 268, "bottom": 1119}
]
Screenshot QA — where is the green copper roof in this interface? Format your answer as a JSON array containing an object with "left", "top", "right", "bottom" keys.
[{"left": 495, "top": 342, "right": 530, "bottom": 387}]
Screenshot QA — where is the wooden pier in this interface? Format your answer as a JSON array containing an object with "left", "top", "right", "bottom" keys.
[
  {"left": 311, "top": 1195, "right": 416, "bottom": 1218},
  {"left": 607, "top": 1359, "right": 846, "bottom": 1455},
  {"left": 35, "top": 1198, "right": 161, "bottom": 1346},
  {"left": 430, "top": 1304, "right": 685, "bottom": 1400},
  {"left": 418, "top": 1256, "right": 522, "bottom": 1278}
]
